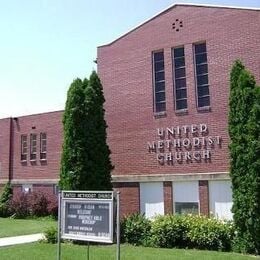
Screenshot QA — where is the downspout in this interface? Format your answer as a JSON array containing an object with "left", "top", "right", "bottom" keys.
[{"left": 8, "top": 117, "right": 14, "bottom": 182}]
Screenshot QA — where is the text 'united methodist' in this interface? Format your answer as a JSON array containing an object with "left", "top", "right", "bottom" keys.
[{"left": 147, "top": 123, "right": 222, "bottom": 165}]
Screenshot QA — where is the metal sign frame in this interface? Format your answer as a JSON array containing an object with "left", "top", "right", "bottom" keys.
[{"left": 60, "top": 190, "right": 114, "bottom": 243}]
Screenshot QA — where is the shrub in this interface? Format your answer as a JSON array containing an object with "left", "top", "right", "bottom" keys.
[
  {"left": 232, "top": 231, "right": 256, "bottom": 254},
  {"left": 0, "top": 182, "right": 12, "bottom": 217},
  {"left": 8, "top": 191, "right": 30, "bottom": 218},
  {"left": 44, "top": 226, "right": 58, "bottom": 244},
  {"left": 120, "top": 213, "right": 235, "bottom": 251},
  {"left": 187, "top": 215, "right": 234, "bottom": 251},
  {"left": 46, "top": 193, "right": 58, "bottom": 218},
  {"left": 29, "top": 192, "right": 49, "bottom": 217},
  {"left": 8, "top": 190, "right": 58, "bottom": 218},
  {"left": 150, "top": 214, "right": 189, "bottom": 248},
  {"left": 121, "top": 213, "right": 151, "bottom": 246}
]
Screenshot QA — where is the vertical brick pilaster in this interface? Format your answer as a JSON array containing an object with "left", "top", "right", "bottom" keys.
[
  {"left": 164, "top": 181, "right": 173, "bottom": 214},
  {"left": 199, "top": 180, "right": 209, "bottom": 216},
  {"left": 113, "top": 182, "right": 140, "bottom": 218}
]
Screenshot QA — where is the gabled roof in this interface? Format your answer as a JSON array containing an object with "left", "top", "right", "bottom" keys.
[{"left": 98, "top": 3, "right": 260, "bottom": 48}]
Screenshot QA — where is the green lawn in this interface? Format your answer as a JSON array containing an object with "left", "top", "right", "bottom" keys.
[
  {"left": 0, "top": 219, "right": 259, "bottom": 260},
  {"left": 0, "top": 243, "right": 258, "bottom": 260},
  {"left": 0, "top": 217, "right": 56, "bottom": 237}
]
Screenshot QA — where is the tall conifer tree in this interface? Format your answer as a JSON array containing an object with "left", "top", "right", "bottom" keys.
[
  {"left": 229, "top": 60, "right": 260, "bottom": 254},
  {"left": 60, "top": 72, "right": 112, "bottom": 191},
  {"left": 60, "top": 78, "right": 87, "bottom": 190},
  {"left": 83, "top": 71, "right": 113, "bottom": 190}
]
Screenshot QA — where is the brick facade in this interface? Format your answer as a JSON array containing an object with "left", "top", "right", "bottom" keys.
[
  {"left": 0, "top": 4, "right": 259, "bottom": 218},
  {"left": 113, "top": 182, "right": 140, "bottom": 217},
  {"left": 97, "top": 5, "right": 260, "bottom": 217},
  {"left": 97, "top": 5, "right": 260, "bottom": 177},
  {"left": 0, "top": 118, "right": 12, "bottom": 184},
  {"left": 0, "top": 111, "right": 63, "bottom": 192},
  {"left": 163, "top": 181, "right": 173, "bottom": 214},
  {"left": 199, "top": 180, "right": 209, "bottom": 216}
]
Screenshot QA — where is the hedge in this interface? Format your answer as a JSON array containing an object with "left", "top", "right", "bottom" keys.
[{"left": 121, "top": 214, "right": 235, "bottom": 251}]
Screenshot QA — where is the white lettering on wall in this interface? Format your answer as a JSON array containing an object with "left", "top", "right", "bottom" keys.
[{"left": 148, "top": 123, "right": 222, "bottom": 165}]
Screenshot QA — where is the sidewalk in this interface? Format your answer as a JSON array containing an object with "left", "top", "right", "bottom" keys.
[{"left": 0, "top": 233, "right": 44, "bottom": 247}]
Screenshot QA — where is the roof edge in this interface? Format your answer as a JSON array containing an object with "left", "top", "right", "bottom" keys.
[
  {"left": 0, "top": 109, "right": 64, "bottom": 121},
  {"left": 98, "top": 3, "right": 260, "bottom": 49}
]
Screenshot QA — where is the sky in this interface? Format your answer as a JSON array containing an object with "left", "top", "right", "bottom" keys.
[{"left": 0, "top": 0, "right": 259, "bottom": 118}]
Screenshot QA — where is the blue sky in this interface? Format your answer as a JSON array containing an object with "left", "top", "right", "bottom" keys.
[{"left": 0, "top": 0, "right": 259, "bottom": 118}]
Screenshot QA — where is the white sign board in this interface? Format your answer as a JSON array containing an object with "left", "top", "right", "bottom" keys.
[{"left": 61, "top": 191, "right": 114, "bottom": 243}]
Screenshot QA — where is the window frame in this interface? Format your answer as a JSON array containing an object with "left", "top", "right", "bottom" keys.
[
  {"left": 30, "top": 133, "right": 37, "bottom": 161},
  {"left": 173, "top": 181, "right": 200, "bottom": 215},
  {"left": 193, "top": 41, "right": 210, "bottom": 110},
  {"left": 152, "top": 50, "right": 166, "bottom": 114},
  {"left": 175, "top": 202, "right": 199, "bottom": 215},
  {"left": 172, "top": 46, "right": 188, "bottom": 112},
  {"left": 40, "top": 132, "right": 47, "bottom": 161},
  {"left": 140, "top": 182, "right": 164, "bottom": 219},
  {"left": 20, "top": 135, "right": 28, "bottom": 162}
]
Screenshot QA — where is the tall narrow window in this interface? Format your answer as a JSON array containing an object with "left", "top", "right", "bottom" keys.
[
  {"left": 153, "top": 51, "right": 166, "bottom": 113},
  {"left": 172, "top": 46, "right": 187, "bottom": 110},
  {"left": 30, "top": 133, "right": 37, "bottom": 161},
  {"left": 40, "top": 132, "right": 47, "bottom": 160},
  {"left": 194, "top": 42, "right": 210, "bottom": 108},
  {"left": 21, "top": 135, "right": 28, "bottom": 161}
]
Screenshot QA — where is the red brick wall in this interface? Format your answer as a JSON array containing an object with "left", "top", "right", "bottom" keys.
[
  {"left": 0, "top": 6, "right": 259, "bottom": 219},
  {"left": 164, "top": 181, "right": 173, "bottom": 214},
  {"left": 0, "top": 118, "right": 11, "bottom": 182},
  {"left": 97, "top": 6, "right": 260, "bottom": 177},
  {"left": 12, "top": 185, "right": 22, "bottom": 194},
  {"left": 12, "top": 184, "right": 54, "bottom": 194},
  {"left": 11, "top": 111, "right": 63, "bottom": 182},
  {"left": 32, "top": 184, "right": 55, "bottom": 194},
  {"left": 199, "top": 180, "right": 209, "bottom": 215},
  {"left": 113, "top": 182, "right": 140, "bottom": 217}
]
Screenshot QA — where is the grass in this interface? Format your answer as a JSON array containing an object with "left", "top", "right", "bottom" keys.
[
  {"left": 0, "top": 243, "right": 259, "bottom": 260},
  {"left": 0, "top": 218, "right": 258, "bottom": 260},
  {"left": 0, "top": 217, "right": 56, "bottom": 237}
]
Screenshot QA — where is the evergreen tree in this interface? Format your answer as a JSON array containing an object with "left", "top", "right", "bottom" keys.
[
  {"left": 59, "top": 78, "right": 88, "bottom": 190},
  {"left": 229, "top": 60, "right": 260, "bottom": 254},
  {"left": 83, "top": 71, "right": 113, "bottom": 190},
  {"left": 247, "top": 87, "right": 260, "bottom": 254},
  {"left": 60, "top": 73, "right": 112, "bottom": 191}
]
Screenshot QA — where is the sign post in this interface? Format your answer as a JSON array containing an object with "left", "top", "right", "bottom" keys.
[
  {"left": 57, "top": 191, "right": 61, "bottom": 260},
  {"left": 116, "top": 191, "right": 120, "bottom": 260}
]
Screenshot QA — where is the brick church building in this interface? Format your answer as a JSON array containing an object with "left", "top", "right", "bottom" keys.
[{"left": 0, "top": 4, "right": 259, "bottom": 219}]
